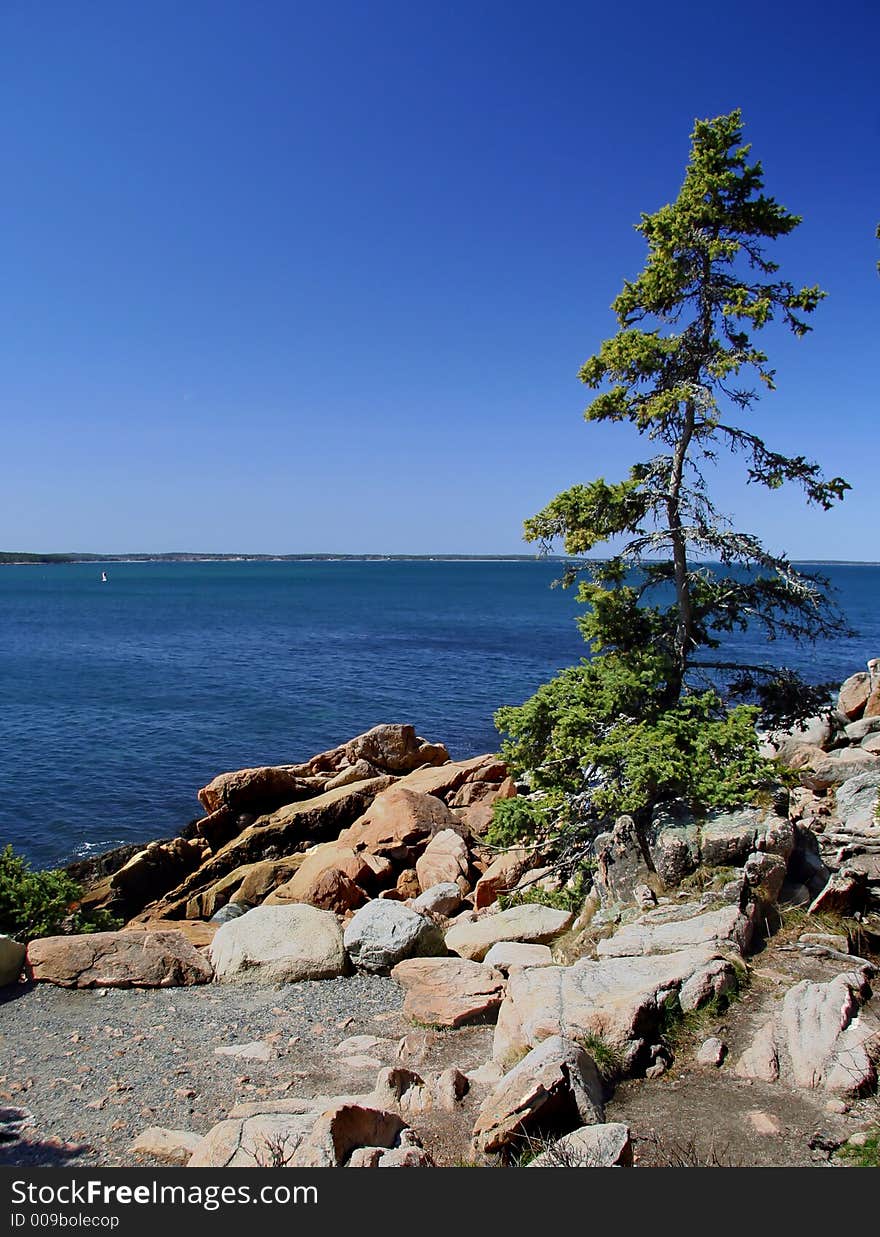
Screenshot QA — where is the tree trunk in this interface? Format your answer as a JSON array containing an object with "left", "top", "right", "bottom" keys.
[{"left": 665, "top": 401, "right": 697, "bottom": 701}]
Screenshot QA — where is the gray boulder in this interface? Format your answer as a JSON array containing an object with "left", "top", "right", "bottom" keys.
[
  {"left": 649, "top": 802, "right": 700, "bottom": 887},
  {"left": 527, "top": 1122, "right": 633, "bottom": 1167},
  {"left": 343, "top": 900, "right": 443, "bottom": 973},
  {"left": 0, "top": 935, "right": 25, "bottom": 987},
  {"left": 845, "top": 717, "right": 880, "bottom": 743},
  {"left": 595, "top": 902, "right": 757, "bottom": 959},
  {"left": 699, "top": 807, "right": 765, "bottom": 867},
  {"left": 834, "top": 771, "right": 880, "bottom": 830},
  {"left": 210, "top": 904, "right": 346, "bottom": 984},
  {"left": 411, "top": 882, "right": 462, "bottom": 918}
]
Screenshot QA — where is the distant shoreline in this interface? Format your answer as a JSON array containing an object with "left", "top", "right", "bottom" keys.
[
  {"left": 1, "top": 553, "right": 878, "bottom": 567},
  {"left": 2, "top": 552, "right": 565, "bottom": 565}
]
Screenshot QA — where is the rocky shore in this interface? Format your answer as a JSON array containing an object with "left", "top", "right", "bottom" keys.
[{"left": 2, "top": 664, "right": 880, "bottom": 1168}]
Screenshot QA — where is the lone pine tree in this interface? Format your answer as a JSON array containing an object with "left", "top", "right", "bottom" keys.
[{"left": 494, "top": 109, "right": 850, "bottom": 845}]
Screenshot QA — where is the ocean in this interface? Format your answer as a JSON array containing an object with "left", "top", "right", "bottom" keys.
[{"left": 1, "top": 560, "right": 877, "bottom": 868}]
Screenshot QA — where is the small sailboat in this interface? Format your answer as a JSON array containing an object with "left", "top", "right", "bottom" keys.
[{"left": 101, "top": 571, "right": 108, "bottom": 583}]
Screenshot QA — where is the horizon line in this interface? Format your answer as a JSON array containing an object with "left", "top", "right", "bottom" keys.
[{"left": 2, "top": 551, "right": 880, "bottom": 567}]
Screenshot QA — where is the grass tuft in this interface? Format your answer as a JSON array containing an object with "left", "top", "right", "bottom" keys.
[
  {"left": 575, "top": 1031, "right": 624, "bottom": 1082},
  {"left": 836, "top": 1129, "right": 880, "bottom": 1168}
]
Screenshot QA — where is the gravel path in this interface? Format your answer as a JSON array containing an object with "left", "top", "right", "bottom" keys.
[{"left": 0, "top": 976, "right": 408, "bottom": 1167}]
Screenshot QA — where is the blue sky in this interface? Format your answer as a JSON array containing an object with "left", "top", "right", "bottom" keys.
[{"left": 2, "top": 1, "right": 877, "bottom": 557}]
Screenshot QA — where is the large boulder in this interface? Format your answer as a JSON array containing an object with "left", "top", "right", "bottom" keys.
[
  {"left": 845, "top": 717, "right": 880, "bottom": 743},
  {"left": 0, "top": 935, "right": 26, "bottom": 987},
  {"left": 339, "top": 787, "right": 463, "bottom": 861},
  {"left": 648, "top": 804, "right": 701, "bottom": 888},
  {"left": 343, "top": 900, "right": 443, "bottom": 973},
  {"left": 743, "top": 852, "right": 788, "bottom": 906},
  {"left": 26, "top": 930, "right": 213, "bottom": 989},
  {"left": 415, "top": 829, "right": 469, "bottom": 892},
  {"left": 343, "top": 725, "right": 449, "bottom": 774},
  {"left": 526, "top": 1123, "right": 633, "bottom": 1167},
  {"left": 263, "top": 843, "right": 372, "bottom": 910},
  {"left": 411, "top": 882, "right": 462, "bottom": 917},
  {"left": 210, "top": 905, "right": 345, "bottom": 984},
  {"left": 473, "top": 847, "right": 536, "bottom": 910},
  {"left": 391, "top": 956, "right": 506, "bottom": 1027},
  {"left": 834, "top": 771, "right": 880, "bottom": 830},
  {"left": 838, "top": 672, "right": 871, "bottom": 720},
  {"left": 594, "top": 815, "right": 654, "bottom": 904},
  {"left": 445, "top": 904, "right": 573, "bottom": 962},
  {"left": 699, "top": 808, "right": 768, "bottom": 868},
  {"left": 472, "top": 1035, "right": 604, "bottom": 1155},
  {"left": 198, "top": 766, "right": 323, "bottom": 816},
  {"left": 483, "top": 942, "right": 554, "bottom": 972},
  {"left": 736, "top": 966, "right": 877, "bottom": 1096},
  {"left": 802, "top": 749, "right": 880, "bottom": 792},
  {"left": 595, "top": 902, "right": 757, "bottom": 959},
  {"left": 493, "top": 946, "right": 740, "bottom": 1065},
  {"left": 279, "top": 866, "right": 365, "bottom": 914}
]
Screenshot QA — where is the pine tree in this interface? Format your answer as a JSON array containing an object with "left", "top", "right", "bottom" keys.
[{"left": 494, "top": 110, "right": 850, "bottom": 844}]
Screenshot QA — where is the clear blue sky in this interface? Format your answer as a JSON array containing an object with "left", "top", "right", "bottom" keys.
[{"left": 2, "top": 1, "right": 877, "bottom": 557}]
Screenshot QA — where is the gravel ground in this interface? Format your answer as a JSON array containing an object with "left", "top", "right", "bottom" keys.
[{"left": 0, "top": 976, "right": 409, "bottom": 1167}]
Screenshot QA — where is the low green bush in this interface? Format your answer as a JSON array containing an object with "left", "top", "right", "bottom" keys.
[
  {"left": 497, "top": 662, "right": 774, "bottom": 824},
  {"left": 498, "top": 867, "right": 593, "bottom": 915},
  {"left": 0, "top": 844, "right": 120, "bottom": 943}
]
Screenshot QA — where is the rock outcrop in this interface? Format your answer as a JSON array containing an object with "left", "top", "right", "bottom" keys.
[
  {"left": 82, "top": 728, "right": 523, "bottom": 931},
  {"left": 26, "top": 930, "right": 213, "bottom": 989},
  {"left": 472, "top": 1035, "right": 604, "bottom": 1155},
  {"left": 595, "top": 902, "right": 757, "bottom": 958},
  {"left": 39, "top": 685, "right": 877, "bottom": 1168},
  {"left": 493, "top": 943, "right": 741, "bottom": 1068},
  {"left": 736, "top": 965, "right": 878, "bottom": 1096}
]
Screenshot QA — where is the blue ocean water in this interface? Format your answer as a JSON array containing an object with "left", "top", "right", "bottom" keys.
[{"left": 0, "top": 560, "right": 877, "bottom": 867}]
